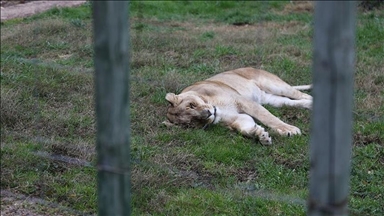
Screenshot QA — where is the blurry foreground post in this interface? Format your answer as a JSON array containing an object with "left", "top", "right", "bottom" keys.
[
  {"left": 309, "top": 1, "right": 357, "bottom": 216},
  {"left": 93, "top": 1, "right": 131, "bottom": 215}
]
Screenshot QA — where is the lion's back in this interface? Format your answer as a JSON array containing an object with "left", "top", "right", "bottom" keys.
[{"left": 181, "top": 67, "right": 264, "bottom": 101}]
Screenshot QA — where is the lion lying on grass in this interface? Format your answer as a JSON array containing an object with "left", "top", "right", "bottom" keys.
[{"left": 164, "top": 67, "right": 312, "bottom": 145}]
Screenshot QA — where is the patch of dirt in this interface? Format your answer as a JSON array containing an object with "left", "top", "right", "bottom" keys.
[
  {"left": 150, "top": 150, "right": 216, "bottom": 189},
  {"left": 274, "top": 156, "right": 307, "bottom": 170},
  {"left": 0, "top": 190, "right": 86, "bottom": 216},
  {"left": 231, "top": 166, "right": 258, "bottom": 183},
  {"left": 1, "top": 0, "right": 31, "bottom": 8},
  {"left": 279, "top": 1, "right": 314, "bottom": 14},
  {"left": 354, "top": 132, "right": 383, "bottom": 146},
  {"left": 359, "top": 0, "right": 384, "bottom": 11},
  {"left": 1, "top": 0, "right": 87, "bottom": 21}
]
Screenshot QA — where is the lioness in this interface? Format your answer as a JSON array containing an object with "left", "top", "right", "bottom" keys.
[{"left": 164, "top": 67, "right": 312, "bottom": 145}]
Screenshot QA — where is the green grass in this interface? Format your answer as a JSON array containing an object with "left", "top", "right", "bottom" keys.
[{"left": 1, "top": 1, "right": 383, "bottom": 215}]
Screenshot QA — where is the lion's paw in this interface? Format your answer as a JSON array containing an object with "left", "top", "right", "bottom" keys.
[
  {"left": 274, "top": 124, "right": 301, "bottom": 137},
  {"left": 259, "top": 131, "right": 272, "bottom": 145},
  {"left": 303, "top": 99, "right": 312, "bottom": 110},
  {"left": 254, "top": 125, "right": 272, "bottom": 145}
]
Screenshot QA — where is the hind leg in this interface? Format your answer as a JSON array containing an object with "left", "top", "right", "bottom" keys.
[
  {"left": 254, "top": 70, "right": 312, "bottom": 100},
  {"left": 262, "top": 93, "right": 312, "bottom": 109},
  {"left": 260, "top": 80, "right": 312, "bottom": 100}
]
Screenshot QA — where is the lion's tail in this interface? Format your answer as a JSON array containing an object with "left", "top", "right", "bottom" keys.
[{"left": 292, "top": 84, "right": 312, "bottom": 91}]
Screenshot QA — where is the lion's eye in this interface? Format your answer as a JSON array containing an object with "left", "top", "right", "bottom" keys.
[{"left": 189, "top": 103, "right": 196, "bottom": 109}]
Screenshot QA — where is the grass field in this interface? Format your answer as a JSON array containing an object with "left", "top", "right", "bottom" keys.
[{"left": 1, "top": 1, "right": 383, "bottom": 215}]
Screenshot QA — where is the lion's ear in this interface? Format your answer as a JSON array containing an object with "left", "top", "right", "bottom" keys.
[{"left": 165, "top": 93, "right": 178, "bottom": 106}]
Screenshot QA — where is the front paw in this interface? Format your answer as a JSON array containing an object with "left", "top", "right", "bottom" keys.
[
  {"left": 274, "top": 124, "right": 301, "bottom": 136},
  {"left": 259, "top": 131, "right": 272, "bottom": 145},
  {"left": 254, "top": 125, "right": 272, "bottom": 145}
]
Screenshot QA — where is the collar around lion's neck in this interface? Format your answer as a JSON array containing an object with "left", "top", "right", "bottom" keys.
[{"left": 202, "top": 106, "right": 217, "bottom": 130}]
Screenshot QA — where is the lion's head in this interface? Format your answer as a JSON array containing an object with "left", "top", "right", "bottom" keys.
[{"left": 164, "top": 92, "right": 215, "bottom": 127}]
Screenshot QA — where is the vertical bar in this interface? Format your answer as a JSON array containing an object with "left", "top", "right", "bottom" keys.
[
  {"left": 92, "top": 1, "right": 131, "bottom": 215},
  {"left": 308, "top": 1, "right": 357, "bottom": 216}
]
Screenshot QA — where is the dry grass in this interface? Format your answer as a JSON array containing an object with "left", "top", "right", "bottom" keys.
[
  {"left": 1, "top": 18, "right": 95, "bottom": 166},
  {"left": 280, "top": 1, "right": 314, "bottom": 14},
  {"left": 0, "top": 88, "right": 33, "bottom": 130},
  {"left": 354, "top": 66, "right": 384, "bottom": 110}
]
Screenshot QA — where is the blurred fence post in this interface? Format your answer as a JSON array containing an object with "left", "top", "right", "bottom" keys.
[
  {"left": 308, "top": 1, "right": 357, "bottom": 216},
  {"left": 92, "top": 1, "right": 131, "bottom": 215}
]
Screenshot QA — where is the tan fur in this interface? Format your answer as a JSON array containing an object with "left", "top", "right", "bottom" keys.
[{"left": 164, "top": 67, "right": 312, "bottom": 145}]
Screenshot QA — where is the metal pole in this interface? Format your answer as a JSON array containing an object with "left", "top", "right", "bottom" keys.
[
  {"left": 308, "top": 1, "right": 357, "bottom": 216},
  {"left": 92, "top": 1, "right": 131, "bottom": 215}
]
